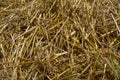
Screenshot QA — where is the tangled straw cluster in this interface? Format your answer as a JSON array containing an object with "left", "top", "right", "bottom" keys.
[{"left": 0, "top": 0, "right": 120, "bottom": 80}]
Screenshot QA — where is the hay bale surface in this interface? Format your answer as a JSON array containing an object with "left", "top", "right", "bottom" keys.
[{"left": 0, "top": 0, "right": 120, "bottom": 80}]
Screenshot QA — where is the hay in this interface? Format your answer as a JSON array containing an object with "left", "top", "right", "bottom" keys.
[{"left": 0, "top": 0, "right": 120, "bottom": 80}]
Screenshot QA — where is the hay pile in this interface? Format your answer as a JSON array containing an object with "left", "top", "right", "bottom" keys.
[{"left": 0, "top": 0, "right": 120, "bottom": 80}]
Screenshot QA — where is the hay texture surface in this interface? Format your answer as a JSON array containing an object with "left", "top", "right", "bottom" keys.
[{"left": 0, "top": 0, "right": 120, "bottom": 80}]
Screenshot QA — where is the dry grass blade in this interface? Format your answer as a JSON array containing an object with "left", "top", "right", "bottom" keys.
[{"left": 111, "top": 13, "right": 120, "bottom": 33}]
